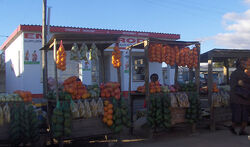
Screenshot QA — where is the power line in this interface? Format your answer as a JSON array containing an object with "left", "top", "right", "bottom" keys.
[
  {"left": 0, "top": 35, "right": 8, "bottom": 38},
  {"left": 143, "top": 0, "right": 223, "bottom": 22}
]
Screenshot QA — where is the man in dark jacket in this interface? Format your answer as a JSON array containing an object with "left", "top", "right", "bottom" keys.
[{"left": 229, "top": 58, "right": 250, "bottom": 135}]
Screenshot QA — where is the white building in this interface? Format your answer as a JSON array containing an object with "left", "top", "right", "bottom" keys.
[{"left": 0, "top": 25, "right": 180, "bottom": 97}]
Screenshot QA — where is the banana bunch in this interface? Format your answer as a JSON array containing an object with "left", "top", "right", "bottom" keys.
[
  {"left": 3, "top": 103, "right": 10, "bottom": 123},
  {"left": 79, "top": 43, "right": 88, "bottom": 61},
  {"left": 89, "top": 43, "right": 98, "bottom": 61}
]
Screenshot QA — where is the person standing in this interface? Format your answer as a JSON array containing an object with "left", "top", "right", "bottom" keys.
[{"left": 229, "top": 58, "right": 250, "bottom": 135}]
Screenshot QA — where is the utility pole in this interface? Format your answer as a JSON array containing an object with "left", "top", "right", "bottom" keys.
[{"left": 42, "top": 0, "right": 48, "bottom": 98}]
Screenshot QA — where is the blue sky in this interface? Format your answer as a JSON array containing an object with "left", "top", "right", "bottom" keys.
[{"left": 1, "top": 0, "right": 250, "bottom": 53}]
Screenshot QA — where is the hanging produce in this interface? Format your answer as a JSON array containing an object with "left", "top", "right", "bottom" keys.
[
  {"left": 89, "top": 43, "right": 98, "bottom": 61},
  {"left": 56, "top": 40, "right": 66, "bottom": 71},
  {"left": 70, "top": 43, "right": 80, "bottom": 60},
  {"left": 79, "top": 43, "right": 88, "bottom": 61},
  {"left": 165, "top": 45, "right": 171, "bottom": 65},
  {"left": 149, "top": 44, "right": 156, "bottom": 62},
  {"left": 100, "top": 82, "right": 120, "bottom": 99},
  {"left": 245, "top": 58, "right": 250, "bottom": 76},
  {"left": 112, "top": 45, "right": 121, "bottom": 68}
]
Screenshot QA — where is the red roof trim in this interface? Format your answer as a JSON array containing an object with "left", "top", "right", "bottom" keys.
[
  {"left": 0, "top": 25, "right": 22, "bottom": 50},
  {"left": 1, "top": 25, "right": 180, "bottom": 50}
]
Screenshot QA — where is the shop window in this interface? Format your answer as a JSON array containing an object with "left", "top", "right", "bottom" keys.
[{"left": 132, "top": 57, "right": 145, "bottom": 81}]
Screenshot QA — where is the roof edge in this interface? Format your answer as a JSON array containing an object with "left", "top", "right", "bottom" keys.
[
  {"left": 0, "top": 25, "right": 22, "bottom": 50},
  {"left": 1, "top": 24, "right": 181, "bottom": 51}
]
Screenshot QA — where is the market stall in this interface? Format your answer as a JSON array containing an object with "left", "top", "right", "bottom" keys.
[
  {"left": 41, "top": 33, "right": 133, "bottom": 145},
  {"left": 126, "top": 38, "right": 201, "bottom": 134},
  {"left": 200, "top": 49, "right": 250, "bottom": 131}
]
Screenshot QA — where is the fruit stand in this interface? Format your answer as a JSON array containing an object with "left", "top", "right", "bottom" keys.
[
  {"left": 200, "top": 49, "right": 250, "bottom": 131},
  {"left": 126, "top": 38, "right": 201, "bottom": 134},
  {"left": 41, "top": 33, "right": 133, "bottom": 145}
]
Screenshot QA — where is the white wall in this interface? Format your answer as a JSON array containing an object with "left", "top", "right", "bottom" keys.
[
  {"left": 5, "top": 34, "right": 24, "bottom": 93},
  {"left": 23, "top": 39, "right": 43, "bottom": 93},
  {"left": 121, "top": 49, "right": 163, "bottom": 91}
]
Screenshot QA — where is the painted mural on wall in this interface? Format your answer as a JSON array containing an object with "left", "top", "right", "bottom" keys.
[{"left": 24, "top": 49, "right": 39, "bottom": 64}]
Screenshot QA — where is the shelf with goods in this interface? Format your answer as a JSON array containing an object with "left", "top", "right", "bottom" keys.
[
  {"left": 126, "top": 38, "right": 200, "bottom": 134},
  {"left": 200, "top": 49, "right": 250, "bottom": 131},
  {"left": 42, "top": 33, "right": 131, "bottom": 144}
]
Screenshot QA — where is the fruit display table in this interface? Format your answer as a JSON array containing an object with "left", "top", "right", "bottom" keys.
[
  {"left": 126, "top": 39, "right": 200, "bottom": 135},
  {"left": 200, "top": 49, "right": 250, "bottom": 130},
  {"left": 41, "top": 33, "right": 125, "bottom": 145}
]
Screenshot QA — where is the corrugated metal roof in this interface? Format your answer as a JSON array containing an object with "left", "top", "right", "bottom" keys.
[{"left": 0, "top": 24, "right": 181, "bottom": 50}]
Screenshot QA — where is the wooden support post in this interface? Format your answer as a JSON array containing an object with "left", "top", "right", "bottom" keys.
[
  {"left": 193, "top": 43, "right": 201, "bottom": 133},
  {"left": 189, "top": 68, "right": 193, "bottom": 82},
  {"left": 223, "top": 59, "right": 229, "bottom": 84},
  {"left": 144, "top": 40, "right": 150, "bottom": 108},
  {"left": 101, "top": 49, "right": 106, "bottom": 83},
  {"left": 42, "top": 0, "right": 48, "bottom": 99},
  {"left": 53, "top": 39, "right": 59, "bottom": 102},
  {"left": 117, "top": 67, "right": 121, "bottom": 84},
  {"left": 174, "top": 65, "right": 178, "bottom": 84},
  {"left": 195, "top": 43, "right": 201, "bottom": 94},
  {"left": 208, "top": 57, "right": 215, "bottom": 131},
  {"left": 128, "top": 48, "right": 133, "bottom": 134}
]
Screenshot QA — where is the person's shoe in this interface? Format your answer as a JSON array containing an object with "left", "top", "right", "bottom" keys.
[
  {"left": 239, "top": 130, "right": 249, "bottom": 136},
  {"left": 229, "top": 126, "right": 237, "bottom": 135}
]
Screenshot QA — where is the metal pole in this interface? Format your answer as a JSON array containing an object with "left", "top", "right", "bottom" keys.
[
  {"left": 47, "top": 6, "right": 51, "bottom": 40},
  {"left": 42, "top": 0, "right": 48, "bottom": 98},
  {"left": 208, "top": 57, "right": 215, "bottom": 131},
  {"left": 53, "top": 39, "right": 59, "bottom": 102},
  {"left": 144, "top": 40, "right": 150, "bottom": 108},
  {"left": 128, "top": 48, "right": 133, "bottom": 134}
]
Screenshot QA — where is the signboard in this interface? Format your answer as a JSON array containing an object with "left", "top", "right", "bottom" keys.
[{"left": 82, "top": 61, "right": 91, "bottom": 71}]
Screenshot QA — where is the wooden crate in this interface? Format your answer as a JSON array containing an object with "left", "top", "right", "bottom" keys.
[
  {"left": 68, "top": 117, "right": 112, "bottom": 139},
  {"left": 170, "top": 108, "right": 187, "bottom": 125}
]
